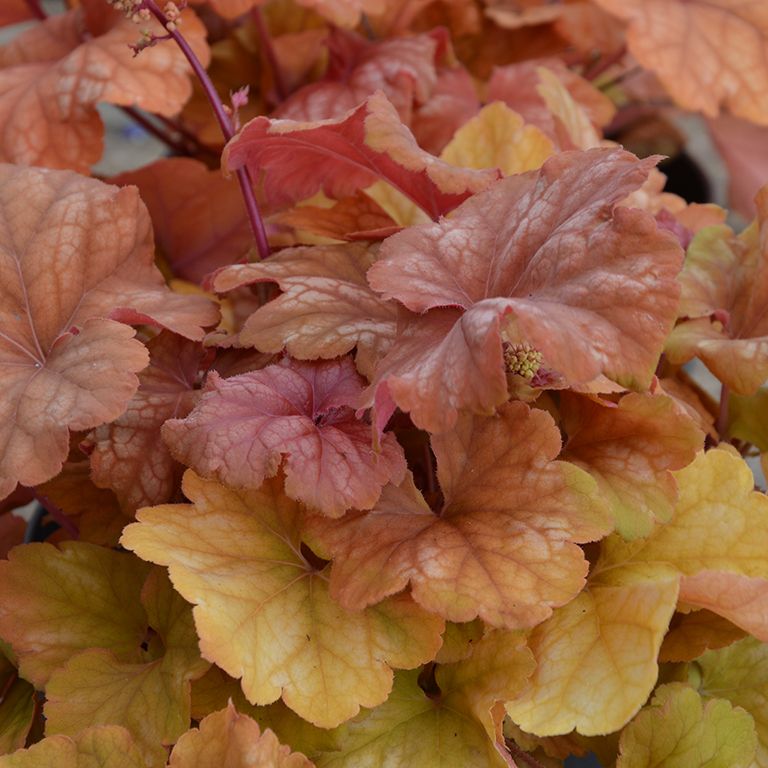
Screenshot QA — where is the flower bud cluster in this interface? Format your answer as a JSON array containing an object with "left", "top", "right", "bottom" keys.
[
  {"left": 107, "top": 0, "right": 150, "bottom": 23},
  {"left": 503, "top": 343, "right": 543, "bottom": 380}
]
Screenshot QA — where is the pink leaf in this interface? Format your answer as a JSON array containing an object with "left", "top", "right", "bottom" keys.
[{"left": 162, "top": 357, "right": 406, "bottom": 516}]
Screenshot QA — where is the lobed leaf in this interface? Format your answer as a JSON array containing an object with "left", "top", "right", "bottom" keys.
[
  {"left": 121, "top": 472, "right": 444, "bottom": 727},
  {"left": 616, "top": 683, "right": 756, "bottom": 768},
  {"left": 365, "top": 148, "right": 683, "bottom": 432},
  {"left": 0, "top": 726, "right": 146, "bottom": 768},
  {"left": 163, "top": 356, "right": 405, "bottom": 516},
  {"left": 560, "top": 391, "right": 703, "bottom": 539},
  {"left": 210, "top": 243, "right": 398, "bottom": 376},
  {"left": 697, "top": 638, "right": 768, "bottom": 767},
  {"left": 43, "top": 570, "right": 209, "bottom": 767},
  {"left": 0, "top": 165, "right": 218, "bottom": 498},
  {"left": 310, "top": 401, "right": 611, "bottom": 628},
  {"left": 114, "top": 160, "right": 253, "bottom": 285},
  {"left": 0, "top": 3, "right": 209, "bottom": 172},
  {"left": 168, "top": 702, "right": 313, "bottom": 768},
  {"left": 0, "top": 542, "right": 150, "bottom": 688},
  {"left": 312, "top": 631, "right": 534, "bottom": 768}
]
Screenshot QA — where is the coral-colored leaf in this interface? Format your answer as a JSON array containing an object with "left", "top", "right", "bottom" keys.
[
  {"left": 275, "top": 28, "right": 441, "bottom": 124},
  {"left": 223, "top": 92, "right": 498, "bottom": 218},
  {"left": 678, "top": 572, "right": 768, "bottom": 642},
  {"left": 616, "top": 683, "right": 756, "bottom": 768},
  {"left": 440, "top": 101, "right": 555, "bottom": 174},
  {"left": 697, "top": 638, "right": 768, "bottom": 766},
  {"left": 114, "top": 160, "right": 253, "bottom": 284},
  {"left": 310, "top": 401, "right": 610, "bottom": 628},
  {"left": 666, "top": 194, "right": 768, "bottom": 394},
  {"left": 0, "top": 543, "right": 150, "bottom": 687},
  {"left": 593, "top": 0, "right": 768, "bottom": 124},
  {"left": 0, "top": 5, "right": 209, "bottom": 172},
  {"left": 560, "top": 391, "right": 703, "bottom": 539},
  {"left": 312, "top": 632, "right": 534, "bottom": 768},
  {"left": 505, "top": 578, "right": 680, "bottom": 736},
  {"left": 297, "top": 0, "right": 385, "bottom": 27},
  {"left": 44, "top": 569, "right": 208, "bottom": 767},
  {"left": 121, "top": 472, "right": 444, "bottom": 727},
  {"left": 169, "top": 703, "right": 313, "bottom": 768},
  {"left": 659, "top": 609, "right": 747, "bottom": 663},
  {"left": 210, "top": 244, "right": 398, "bottom": 375},
  {"left": 0, "top": 166, "right": 217, "bottom": 498},
  {"left": 0, "top": 726, "right": 145, "bottom": 768},
  {"left": 84, "top": 333, "right": 205, "bottom": 513},
  {"left": 163, "top": 356, "right": 405, "bottom": 516},
  {"left": 365, "top": 148, "right": 683, "bottom": 432}
]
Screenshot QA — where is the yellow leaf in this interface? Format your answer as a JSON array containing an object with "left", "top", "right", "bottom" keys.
[
  {"left": 602, "top": 448, "right": 768, "bottom": 580},
  {"left": 313, "top": 631, "right": 534, "bottom": 768},
  {"left": 0, "top": 543, "right": 150, "bottom": 687},
  {"left": 698, "top": 637, "right": 768, "bottom": 768},
  {"left": 169, "top": 702, "right": 313, "bottom": 767},
  {"left": 0, "top": 651, "right": 34, "bottom": 755},
  {"left": 505, "top": 579, "right": 679, "bottom": 736},
  {"left": 121, "top": 472, "right": 444, "bottom": 728},
  {"left": 0, "top": 726, "right": 145, "bottom": 768},
  {"left": 43, "top": 569, "right": 209, "bottom": 767},
  {"left": 617, "top": 683, "right": 756, "bottom": 767},
  {"left": 440, "top": 102, "right": 554, "bottom": 175}
]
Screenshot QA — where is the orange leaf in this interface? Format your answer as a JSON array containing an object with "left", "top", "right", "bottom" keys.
[
  {"left": 121, "top": 472, "right": 444, "bottom": 727},
  {"left": 0, "top": 4, "right": 209, "bottom": 172},
  {"left": 210, "top": 243, "right": 398, "bottom": 377},
  {"left": 114, "top": 159, "right": 253, "bottom": 285},
  {"left": 309, "top": 401, "right": 610, "bottom": 628},
  {"left": 594, "top": 0, "right": 768, "bottom": 124},
  {"left": 0, "top": 166, "right": 218, "bottom": 498},
  {"left": 560, "top": 391, "right": 703, "bottom": 539},
  {"left": 168, "top": 703, "right": 313, "bottom": 768},
  {"left": 659, "top": 609, "right": 747, "bottom": 663}
]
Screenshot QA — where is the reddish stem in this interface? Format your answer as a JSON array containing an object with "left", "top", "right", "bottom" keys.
[
  {"left": 154, "top": 113, "right": 218, "bottom": 157},
  {"left": 583, "top": 44, "right": 627, "bottom": 82},
  {"left": 33, "top": 491, "right": 79, "bottom": 539},
  {"left": 717, "top": 383, "right": 730, "bottom": 442},
  {"left": 140, "top": 0, "right": 270, "bottom": 260},
  {"left": 24, "top": 0, "right": 47, "bottom": 20},
  {"left": 252, "top": 7, "right": 288, "bottom": 102}
]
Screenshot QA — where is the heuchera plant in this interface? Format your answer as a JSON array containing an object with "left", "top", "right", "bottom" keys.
[{"left": 2, "top": 0, "right": 768, "bottom": 766}]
